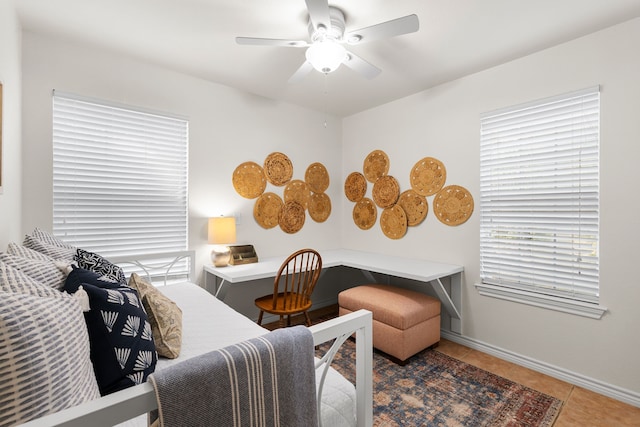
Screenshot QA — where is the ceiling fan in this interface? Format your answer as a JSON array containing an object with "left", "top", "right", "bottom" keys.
[{"left": 236, "top": 0, "right": 419, "bottom": 83}]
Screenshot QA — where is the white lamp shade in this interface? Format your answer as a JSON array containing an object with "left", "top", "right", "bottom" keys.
[
  {"left": 305, "top": 40, "right": 347, "bottom": 73},
  {"left": 208, "top": 217, "right": 237, "bottom": 245}
]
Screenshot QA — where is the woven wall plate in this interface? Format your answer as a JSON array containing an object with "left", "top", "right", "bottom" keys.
[
  {"left": 344, "top": 172, "right": 367, "bottom": 202},
  {"left": 264, "top": 152, "right": 293, "bottom": 186},
  {"left": 372, "top": 175, "right": 400, "bottom": 208},
  {"left": 433, "top": 185, "right": 474, "bottom": 226},
  {"left": 309, "top": 192, "right": 331, "bottom": 223},
  {"left": 380, "top": 205, "right": 408, "bottom": 239},
  {"left": 363, "top": 150, "right": 390, "bottom": 183},
  {"left": 410, "top": 157, "right": 447, "bottom": 196},
  {"left": 352, "top": 198, "right": 377, "bottom": 230},
  {"left": 253, "top": 192, "right": 283, "bottom": 229},
  {"left": 397, "top": 189, "right": 428, "bottom": 226},
  {"left": 279, "top": 201, "right": 306, "bottom": 234},
  {"left": 305, "top": 162, "right": 330, "bottom": 194},
  {"left": 284, "top": 179, "right": 310, "bottom": 210},
  {"left": 232, "top": 161, "right": 267, "bottom": 199}
]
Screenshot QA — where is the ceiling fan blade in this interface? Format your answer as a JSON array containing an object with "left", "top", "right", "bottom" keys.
[
  {"left": 288, "top": 61, "right": 315, "bottom": 83},
  {"left": 236, "top": 37, "right": 308, "bottom": 47},
  {"left": 345, "top": 14, "right": 419, "bottom": 45},
  {"left": 305, "top": 0, "right": 331, "bottom": 32},
  {"left": 343, "top": 51, "right": 381, "bottom": 80}
]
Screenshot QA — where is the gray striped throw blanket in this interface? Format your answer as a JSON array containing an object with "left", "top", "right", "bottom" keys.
[{"left": 148, "top": 325, "right": 318, "bottom": 427}]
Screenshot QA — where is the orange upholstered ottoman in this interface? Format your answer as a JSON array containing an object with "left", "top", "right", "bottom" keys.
[{"left": 339, "top": 284, "right": 441, "bottom": 363}]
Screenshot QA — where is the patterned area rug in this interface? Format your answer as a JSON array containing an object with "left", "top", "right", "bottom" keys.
[{"left": 317, "top": 339, "right": 563, "bottom": 427}]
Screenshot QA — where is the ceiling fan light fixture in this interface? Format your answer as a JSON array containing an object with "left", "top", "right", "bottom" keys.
[{"left": 305, "top": 39, "right": 347, "bottom": 74}]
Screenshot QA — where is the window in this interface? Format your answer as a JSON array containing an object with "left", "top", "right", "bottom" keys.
[
  {"left": 477, "top": 87, "right": 606, "bottom": 319},
  {"left": 52, "top": 92, "right": 189, "bottom": 281}
]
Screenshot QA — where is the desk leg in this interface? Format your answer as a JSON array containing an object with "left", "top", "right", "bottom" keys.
[
  {"left": 360, "top": 270, "right": 376, "bottom": 283},
  {"left": 204, "top": 270, "right": 211, "bottom": 293},
  {"left": 429, "top": 273, "right": 462, "bottom": 335},
  {"left": 450, "top": 272, "right": 462, "bottom": 334},
  {"left": 204, "top": 270, "right": 229, "bottom": 301},
  {"left": 214, "top": 279, "right": 229, "bottom": 301}
]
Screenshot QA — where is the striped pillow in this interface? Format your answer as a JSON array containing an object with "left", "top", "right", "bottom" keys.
[
  {"left": 0, "top": 291, "right": 100, "bottom": 425},
  {"left": 23, "top": 235, "right": 75, "bottom": 261},
  {"left": 0, "top": 260, "right": 61, "bottom": 298},
  {"left": 6, "top": 242, "right": 53, "bottom": 262},
  {"left": 31, "top": 228, "right": 76, "bottom": 249},
  {"left": 0, "top": 253, "right": 67, "bottom": 291}
]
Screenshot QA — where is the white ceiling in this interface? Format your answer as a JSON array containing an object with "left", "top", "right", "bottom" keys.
[{"left": 15, "top": 0, "right": 640, "bottom": 117}]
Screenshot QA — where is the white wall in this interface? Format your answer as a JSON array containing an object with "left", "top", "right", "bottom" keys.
[
  {"left": 342, "top": 18, "right": 640, "bottom": 396},
  {"left": 0, "top": 1, "right": 22, "bottom": 248},
  {"left": 20, "top": 32, "right": 343, "bottom": 297},
  {"left": 18, "top": 9, "right": 640, "bottom": 400}
]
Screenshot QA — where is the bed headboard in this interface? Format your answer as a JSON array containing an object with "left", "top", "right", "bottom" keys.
[{"left": 109, "top": 250, "right": 196, "bottom": 285}]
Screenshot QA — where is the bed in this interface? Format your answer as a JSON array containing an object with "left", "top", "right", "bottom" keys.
[{"left": 12, "top": 250, "right": 373, "bottom": 427}]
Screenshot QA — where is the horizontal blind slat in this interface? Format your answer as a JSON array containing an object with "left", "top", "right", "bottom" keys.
[
  {"left": 52, "top": 92, "right": 189, "bottom": 274},
  {"left": 479, "top": 87, "right": 600, "bottom": 303}
]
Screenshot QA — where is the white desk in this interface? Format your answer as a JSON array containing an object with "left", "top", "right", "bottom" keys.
[{"left": 203, "top": 249, "right": 464, "bottom": 334}]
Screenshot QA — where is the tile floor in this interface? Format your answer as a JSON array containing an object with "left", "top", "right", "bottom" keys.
[
  {"left": 265, "top": 307, "right": 640, "bottom": 426},
  {"left": 436, "top": 339, "right": 640, "bottom": 426}
]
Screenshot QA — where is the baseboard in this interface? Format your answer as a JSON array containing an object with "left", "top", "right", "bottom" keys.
[{"left": 441, "top": 330, "right": 640, "bottom": 408}]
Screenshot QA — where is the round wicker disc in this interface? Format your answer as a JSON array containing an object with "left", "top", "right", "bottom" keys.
[
  {"left": 305, "top": 162, "right": 330, "bottom": 194},
  {"left": 284, "top": 179, "right": 310, "bottom": 210},
  {"left": 410, "top": 157, "right": 447, "bottom": 196},
  {"left": 363, "top": 150, "right": 390, "bottom": 183},
  {"left": 308, "top": 192, "right": 332, "bottom": 223},
  {"left": 380, "top": 204, "right": 408, "bottom": 240},
  {"left": 352, "top": 198, "right": 377, "bottom": 230},
  {"left": 279, "top": 201, "right": 306, "bottom": 234},
  {"left": 264, "top": 152, "right": 293, "bottom": 186},
  {"left": 372, "top": 175, "right": 400, "bottom": 208},
  {"left": 433, "top": 185, "right": 474, "bottom": 226},
  {"left": 344, "top": 172, "right": 367, "bottom": 202},
  {"left": 253, "top": 192, "right": 283, "bottom": 229},
  {"left": 397, "top": 189, "right": 428, "bottom": 226},
  {"left": 232, "top": 161, "right": 267, "bottom": 199}
]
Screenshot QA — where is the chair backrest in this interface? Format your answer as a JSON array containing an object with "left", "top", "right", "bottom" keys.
[{"left": 270, "top": 249, "right": 322, "bottom": 311}]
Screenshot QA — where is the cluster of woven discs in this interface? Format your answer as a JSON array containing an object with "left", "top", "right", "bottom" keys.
[
  {"left": 232, "top": 152, "right": 331, "bottom": 234},
  {"left": 344, "top": 150, "right": 474, "bottom": 239}
]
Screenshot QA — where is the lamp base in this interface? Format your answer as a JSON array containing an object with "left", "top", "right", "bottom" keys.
[{"left": 211, "top": 246, "right": 231, "bottom": 267}]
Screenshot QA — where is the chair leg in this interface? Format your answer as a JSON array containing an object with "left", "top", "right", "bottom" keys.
[
  {"left": 257, "top": 310, "right": 264, "bottom": 326},
  {"left": 278, "top": 316, "right": 285, "bottom": 328},
  {"left": 304, "top": 311, "right": 312, "bottom": 327}
]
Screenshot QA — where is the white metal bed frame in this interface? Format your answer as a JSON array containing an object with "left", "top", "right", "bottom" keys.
[{"left": 20, "top": 251, "right": 373, "bottom": 427}]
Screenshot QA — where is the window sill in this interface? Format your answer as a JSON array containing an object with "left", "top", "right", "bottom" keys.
[{"left": 475, "top": 283, "right": 607, "bottom": 319}]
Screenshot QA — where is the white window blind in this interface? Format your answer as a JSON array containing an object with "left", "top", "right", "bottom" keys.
[
  {"left": 479, "top": 87, "right": 600, "bottom": 305},
  {"left": 52, "top": 92, "right": 189, "bottom": 281}
]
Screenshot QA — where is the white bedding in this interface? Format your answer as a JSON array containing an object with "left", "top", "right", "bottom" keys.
[{"left": 118, "top": 282, "right": 356, "bottom": 427}]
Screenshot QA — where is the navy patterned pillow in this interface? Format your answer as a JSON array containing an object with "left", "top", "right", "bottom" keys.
[
  {"left": 65, "top": 266, "right": 121, "bottom": 292},
  {"left": 64, "top": 281, "right": 157, "bottom": 395},
  {"left": 74, "top": 248, "right": 127, "bottom": 285}
]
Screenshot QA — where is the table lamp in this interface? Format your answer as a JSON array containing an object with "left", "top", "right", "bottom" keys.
[{"left": 208, "top": 216, "right": 236, "bottom": 267}]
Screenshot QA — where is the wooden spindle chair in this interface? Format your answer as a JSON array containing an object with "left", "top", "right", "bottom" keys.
[{"left": 255, "top": 249, "right": 322, "bottom": 328}]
